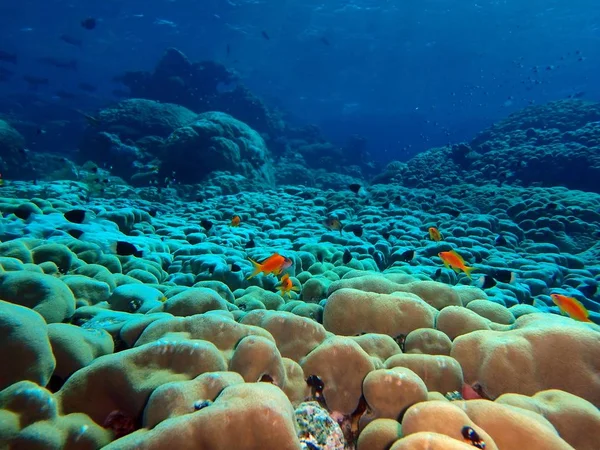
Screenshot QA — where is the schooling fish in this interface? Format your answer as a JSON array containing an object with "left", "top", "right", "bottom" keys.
[
  {"left": 276, "top": 273, "right": 300, "bottom": 297},
  {"left": 110, "top": 241, "right": 143, "bottom": 257},
  {"left": 429, "top": 227, "right": 443, "bottom": 242},
  {"left": 324, "top": 217, "right": 343, "bottom": 234},
  {"left": 246, "top": 253, "right": 293, "bottom": 279},
  {"left": 551, "top": 293, "right": 593, "bottom": 323},
  {"left": 64, "top": 209, "right": 90, "bottom": 224},
  {"left": 475, "top": 275, "right": 497, "bottom": 290},
  {"left": 438, "top": 250, "right": 475, "bottom": 278},
  {"left": 230, "top": 215, "right": 241, "bottom": 227}
]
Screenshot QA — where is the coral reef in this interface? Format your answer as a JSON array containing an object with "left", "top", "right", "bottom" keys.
[{"left": 374, "top": 99, "right": 600, "bottom": 193}]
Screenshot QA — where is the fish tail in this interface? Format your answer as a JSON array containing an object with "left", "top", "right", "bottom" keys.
[
  {"left": 463, "top": 265, "right": 476, "bottom": 279},
  {"left": 246, "top": 258, "right": 262, "bottom": 279}
]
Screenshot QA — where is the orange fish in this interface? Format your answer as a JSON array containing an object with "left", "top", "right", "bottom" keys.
[
  {"left": 230, "top": 215, "right": 241, "bottom": 227},
  {"left": 429, "top": 227, "right": 443, "bottom": 241},
  {"left": 247, "top": 253, "right": 293, "bottom": 279},
  {"left": 551, "top": 294, "right": 593, "bottom": 323},
  {"left": 277, "top": 273, "right": 300, "bottom": 297},
  {"left": 438, "top": 250, "right": 475, "bottom": 278}
]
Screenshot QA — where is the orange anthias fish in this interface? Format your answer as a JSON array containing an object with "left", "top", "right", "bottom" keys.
[
  {"left": 438, "top": 249, "right": 475, "bottom": 278},
  {"left": 277, "top": 273, "right": 300, "bottom": 297},
  {"left": 247, "top": 253, "right": 293, "bottom": 279},
  {"left": 429, "top": 227, "right": 443, "bottom": 241},
  {"left": 230, "top": 215, "right": 241, "bottom": 227},
  {"left": 551, "top": 294, "right": 593, "bottom": 323}
]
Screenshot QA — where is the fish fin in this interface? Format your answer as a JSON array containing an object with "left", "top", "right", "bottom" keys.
[
  {"left": 442, "top": 260, "right": 451, "bottom": 270},
  {"left": 246, "top": 258, "right": 262, "bottom": 279},
  {"left": 463, "top": 265, "right": 476, "bottom": 279}
]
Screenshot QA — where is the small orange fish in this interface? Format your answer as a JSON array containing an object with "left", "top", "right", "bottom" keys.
[
  {"left": 429, "top": 227, "right": 443, "bottom": 241},
  {"left": 277, "top": 273, "right": 300, "bottom": 297},
  {"left": 230, "top": 215, "right": 241, "bottom": 227},
  {"left": 324, "top": 217, "right": 343, "bottom": 234},
  {"left": 247, "top": 253, "right": 293, "bottom": 279},
  {"left": 438, "top": 249, "right": 475, "bottom": 278},
  {"left": 551, "top": 294, "right": 593, "bottom": 322}
]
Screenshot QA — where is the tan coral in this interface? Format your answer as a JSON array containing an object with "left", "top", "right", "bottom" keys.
[
  {"left": 357, "top": 418, "right": 402, "bottom": 450},
  {"left": 0, "top": 380, "right": 111, "bottom": 449},
  {"left": 323, "top": 288, "right": 437, "bottom": 337},
  {"left": 361, "top": 368, "right": 427, "bottom": 427},
  {"left": 229, "top": 335, "right": 286, "bottom": 386},
  {"left": 48, "top": 323, "right": 114, "bottom": 378},
  {"left": 404, "top": 328, "right": 452, "bottom": 355},
  {"left": 350, "top": 334, "right": 402, "bottom": 368},
  {"left": 467, "top": 299, "right": 515, "bottom": 325},
  {"left": 384, "top": 354, "right": 463, "bottom": 394},
  {"left": 451, "top": 314, "right": 600, "bottom": 405},
  {"left": 496, "top": 389, "right": 600, "bottom": 450},
  {"left": 240, "top": 310, "right": 329, "bottom": 362},
  {"left": 144, "top": 371, "right": 245, "bottom": 427},
  {"left": 300, "top": 336, "right": 375, "bottom": 415},
  {"left": 390, "top": 432, "right": 484, "bottom": 449},
  {"left": 0, "top": 301, "right": 56, "bottom": 390},
  {"left": 134, "top": 313, "right": 273, "bottom": 360},
  {"left": 56, "top": 339, "right": 227, "bottom": 424},
  {"left": 436, "top": 305, "right": 492, "bottom": 340},
  {"left": 104, "top": 383, "right": 301, "bottom": 450}
]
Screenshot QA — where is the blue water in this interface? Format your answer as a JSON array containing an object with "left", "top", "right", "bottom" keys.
[{"left": 1, "top": 0, "right": 598, "bottom": 164}]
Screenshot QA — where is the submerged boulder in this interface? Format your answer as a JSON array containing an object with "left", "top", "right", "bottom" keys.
[{"left": 160, "top": 111, "right": 274, "bottom": 184}]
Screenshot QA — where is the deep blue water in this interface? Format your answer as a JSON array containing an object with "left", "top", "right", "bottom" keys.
[{"left": 1, "top": 0, "right": 599, "bottom": 163}]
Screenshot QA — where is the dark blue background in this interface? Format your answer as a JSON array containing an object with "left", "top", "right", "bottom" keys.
[{"left": 0, "top": 0, "right": 598, "bottom": 164}]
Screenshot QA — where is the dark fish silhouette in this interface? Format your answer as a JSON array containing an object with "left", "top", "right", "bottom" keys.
[
  {"left": 38, "top": 57, "right": 78, "bottom": 70},
  {"left": 399, "top": 249, "right": 415, "bottom": 262},
  {"left": 13, "top": 207, "right": 33, "bottom": 220},
  {"left": 200, "top": 219, "right": 213, "bottom": 232},
  {"left": 261, "top": 30, "right": 270, "bottom": 40},
  {"left": 60, "top": 34, "right": 82, "bottom": 47},
  {"left": 352, "top": 226, "right": 363, "bottom": 238},
  {"left": 81, "top": 17, "right": 97, "bottom": 30},
  {"left": 343, "top": 249, "right": 352, "bottom": 264},
  {"left": 67, "top": 229, "right": 84, "bottom": 239},
  {"left": 55, "top": 90, "right": 78, "bottom": 100},
  {"left": 495, "top": 234, "right": 508, "bottom": 246},
  {"left": 495, "top": 269, "right": 516, "bottom": 284},
  {"left": 78, "top": 82, "right": 97, "bottom": 92},
  {"left": 476, "top": 275, "right": 497, "bottom": 289},
  {"left": 112, "top": 241, "right": 143, "bottom": 257},
  {"left": 23, "top": 75, "right": 49, "bottom": 89},
  {"left": 64, "top": 209, "right": 89, "bottom": 224},
  {"left": 0, "top": 50, "right": 17, "bottom": 64},
  {"left": 349, "top": 183, "right": 361, "bottom": 194}
]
